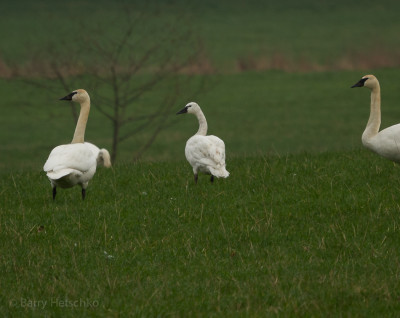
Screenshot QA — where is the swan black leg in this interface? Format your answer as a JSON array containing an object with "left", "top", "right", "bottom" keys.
[
  {"left": 52, "top": 187, "right": 57, "bottom": 201},
  {"left": 82, "top": 188, "right": 86, "bottom": 200},
  {"left": 210, "top": 175, "right": 214, "bottom": 183},
  {"left": 194, "top": 173, "right": 198, "bottom": 184}
]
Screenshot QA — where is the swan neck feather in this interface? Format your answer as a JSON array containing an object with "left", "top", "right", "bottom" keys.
[
  {"left": 195, "top": 109, "right": 208, "bottom": 136},
  {"left": 71, "top": 99, "right": 90, "bottom": 144},
  {"left": 363, "top": 84, "right": 381, "bottom": 142}
]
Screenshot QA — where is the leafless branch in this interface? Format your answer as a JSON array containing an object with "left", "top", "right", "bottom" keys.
[
  {"left": 11, "top": 6, "right": 206, "bottom": 163},
  {"left": 50, "top": 62, "right": 78, "bottom": 121}
]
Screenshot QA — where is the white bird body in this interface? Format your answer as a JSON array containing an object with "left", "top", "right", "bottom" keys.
[
  {"left": 185, "top": 135, "right": 229, "bottom": 177},
  {"left": 352, "top": 74, "right": 400, "bottom": 163},
  {"left": 177, "top": 102, "right": 229, "bottom": 183},
  {"left": 44, "top": 143, "right": 97, "bottom": 188},
  {"left": 43, "top": 89, "right": 97, "bottom": 200},
  {"left": 361, "top": 124, "right": 400, "bottom": 163}
]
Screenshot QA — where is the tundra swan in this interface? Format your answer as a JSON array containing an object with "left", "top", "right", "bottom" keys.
[
  {"left": 176, "top": 102, "right": 229, "bottom": 183},
  {"left": 84, "top": 142, "right": 112, "bottom": 168},
  {"left": 43, "top": 89, "right": 97, "bottom": 200},
  {"left": 352, "top": 74, "right": 400, "bottom": 162}
]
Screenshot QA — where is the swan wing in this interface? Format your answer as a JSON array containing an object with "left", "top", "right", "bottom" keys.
[
  {"left": 185, "top": 135, "right": 227, "bottom": 168},
  {"left": 44, "top": 143, "right": 97, "bottom": 174},
  {"left": 206, "top": 135, "right": 226, "bottom": 164},
  {"left": 84, "top": 142, "right": 112, "bottom": 167},
  {"left": 84, "top": 142, "right": 100, "bottom": 157},
  {"left": 368, "top": 125, "right": 400, "bottom": 162},
  {"left": 46, "top": 168, "right": 80, "bottom": 180}
]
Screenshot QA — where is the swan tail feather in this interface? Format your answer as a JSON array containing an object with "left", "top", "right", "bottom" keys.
[
  {"left": 210, "top": 167, "right": 230, "bottom": 178},
  {"left": 46, "top": 169, "right": 76, "bottom": 180}
]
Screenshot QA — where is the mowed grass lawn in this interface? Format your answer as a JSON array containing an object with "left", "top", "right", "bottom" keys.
[{"left": 1, "top": 150, "right": 400, "bottom": 316}]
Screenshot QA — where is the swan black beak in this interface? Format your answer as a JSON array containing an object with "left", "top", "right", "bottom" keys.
[
  {"left": 59, "top": 92, "right": 77, "bottom": 101},
  {"left": 176, "top": 107, "right": 188, "bottom": 115},
  {"left": 351, "top": 78, "right": 368, "bottom": 88}
]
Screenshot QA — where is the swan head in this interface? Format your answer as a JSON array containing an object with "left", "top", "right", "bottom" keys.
[
  {"left": 60, "top": 89, "right": 90, "bottom": 104},
  {"left": 176, "top": 102, "right": 200, "bottom": 115},
  {"left": 98, "top": 149, "right": 112, "bottom": 168},
  {"left": 351, "top": 75, "right": 379, "bottom": 89}
]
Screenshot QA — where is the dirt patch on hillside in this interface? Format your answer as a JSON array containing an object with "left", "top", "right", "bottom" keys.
[
  {"left": 0, "top": 58, "right": 13, "bottom": 79},
  {"left": 2, "top": 48, "right": 400, "bottom": 78},
  {"left": 235, "top": 49, "right": 400, "bottom": 73}
]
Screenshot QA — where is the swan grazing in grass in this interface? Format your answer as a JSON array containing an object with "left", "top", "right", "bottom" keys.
[
  {"left": 43, "top": 89, "right": 97, "bottom": 200},
  {"left": 176, "top": 102, "right": 229, "bottom": 183},
  {"left": 352, "top": 74, "right": 400, "bottom": 162},
  {"left": 84, "top": 142, "right": 112, "bottom": 168}
]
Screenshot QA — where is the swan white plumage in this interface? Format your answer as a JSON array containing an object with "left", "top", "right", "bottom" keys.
[
  {"left": 176, "top": 102, "right": 229, "bottom": 183},
  {"left": 352, "top": 74, "right": 400, "bottom": 162},
  {"left": 84, "top": 142, "right": 112, "bottom": 168},
  {"left": 43, "top": 89, "right": 97, "bottom": 200}
]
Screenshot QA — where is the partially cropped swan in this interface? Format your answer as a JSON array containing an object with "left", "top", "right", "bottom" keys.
[
  {"left": 43, "top": 89, "right": 97, "bottom": 200},
  {"left": 84, "top": 142, "right": 112, "bottom": 168},
  {"left": 352, "top": 74, "right": 400, "bottom": 162},
  {"left": 176, "top": 102, "right": 229, "bottom": 183}
]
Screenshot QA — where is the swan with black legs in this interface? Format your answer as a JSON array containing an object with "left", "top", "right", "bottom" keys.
[
  {"left": 177, "top": 102, "right": 229, "bottom": 184},
  {"left": 43, "top": 89, "right": 97, "bottom": 200}
]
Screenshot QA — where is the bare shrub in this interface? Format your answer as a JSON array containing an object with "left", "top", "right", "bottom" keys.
[{"left": 9, "top": 9, "right": 206, "bottom": 162}]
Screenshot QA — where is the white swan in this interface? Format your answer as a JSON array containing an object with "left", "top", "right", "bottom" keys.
[
  {"left": 43, "top": 89, "right": 97, "bottom": 200},
  {"left": 352, "top": 74, "right": 400, "bottom": 162},
  {"left": 176, "top": 102, "right": 229, "bottom": 183},
  {"left": 84, "top": 142, "right": 112, "bottom": 168}
]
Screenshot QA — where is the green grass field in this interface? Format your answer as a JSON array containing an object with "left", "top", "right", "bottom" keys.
[
  {"left": 2, "top": 0, "right": 400, "bottom": 316},
  {"left": 2, "top": 151, "right": 400, "bottom": 316}
]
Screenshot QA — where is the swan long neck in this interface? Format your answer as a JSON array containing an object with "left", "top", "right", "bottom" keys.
[
  {"left": 71, "top": 99, "right": 90, "bottom": 144},
  {"left": 195, "top": 109, "right": 208, "bottom": 136},
  {"left": 363, "top": 84, "right": 381, "bottom": 142}
]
